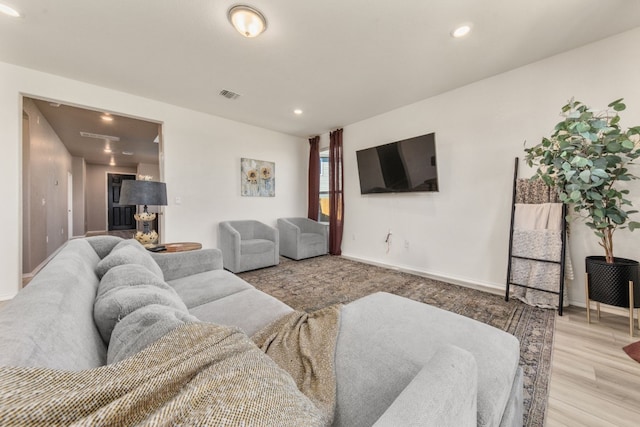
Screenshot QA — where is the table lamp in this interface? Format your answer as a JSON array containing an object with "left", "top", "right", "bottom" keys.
[{"left": 119, "top": 180, "right": 168, "bottom": 246}]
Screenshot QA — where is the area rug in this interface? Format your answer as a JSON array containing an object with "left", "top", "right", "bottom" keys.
[
  {"left": 623, "top": 341, "right": 640, "bottom": 363},
  {"left": 239, "top": 255, "right": 556, "bottom": 427}
]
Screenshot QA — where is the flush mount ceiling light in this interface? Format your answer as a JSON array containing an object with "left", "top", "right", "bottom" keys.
[
  {"left": 101, "top": 114, "right": 113, "bottom": 122},
  {"left": 293, "top": 109, "right": 303, "bottom": 115},
  {"left": 0, "top": 3, "right": 20, "bottom": 18},
  {"left": 228, "top": 5, "right": 267, "bottom": 38},
  {"left": 451, "top": 24, "right": 471, "bottom": 38}
]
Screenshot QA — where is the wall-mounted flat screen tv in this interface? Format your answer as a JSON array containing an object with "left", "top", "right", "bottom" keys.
[{"left": 356, "top": 132, "right": 438, "bottom": 194}]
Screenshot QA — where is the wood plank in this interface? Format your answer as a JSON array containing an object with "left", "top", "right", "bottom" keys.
[{"left": 547, "top": 306, "right": 640, "bottom": 426}]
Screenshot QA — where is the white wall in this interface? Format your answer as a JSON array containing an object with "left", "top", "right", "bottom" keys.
[
  {"left": 0, "top": 61, "right": 307, "bottom": 300},
  {"left": 339, "top": 27, "right": 640, "bottom": 306},
  {"left": 22, "top": 98, "right": 73, "bottom": 273}
]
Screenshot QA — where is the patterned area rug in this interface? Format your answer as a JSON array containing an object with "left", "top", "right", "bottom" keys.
[{"left": 239, "top": 255, "right": 555, "bottom": 427}]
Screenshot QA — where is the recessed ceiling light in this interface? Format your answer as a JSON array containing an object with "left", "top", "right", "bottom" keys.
[
  {"left": 104, "top": 148, "right": 112, "bottom": 153},
  {"left": 293, "top": 109, "right": 303, "bottom": 115},
  {"left": 109, "top": 157, "right": 116, "bottom": 166},
  {"left": 0, "top": 3, "right": 21, "bottom": 18},
  {"left": 451, "top": 25, "right": 471, "bottom": 38},
  {"left": 101, "top": 114, "right": 113, "bottom": 122}
]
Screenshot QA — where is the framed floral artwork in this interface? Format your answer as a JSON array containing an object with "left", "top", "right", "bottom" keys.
[{"left": 241, "top": 158, "right": 275, "bottom": 197}]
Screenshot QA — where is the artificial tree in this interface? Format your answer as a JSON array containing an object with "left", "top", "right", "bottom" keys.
[{"left": 524, "top": 98, "right": 640, "bottom": 264}]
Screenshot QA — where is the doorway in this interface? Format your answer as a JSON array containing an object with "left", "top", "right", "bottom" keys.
[
  {"left": 107, "top": 173, "right": 136, "bottom": 231},
  {"left": 21, "top": 95, "right": 163, "bottom": 277}
]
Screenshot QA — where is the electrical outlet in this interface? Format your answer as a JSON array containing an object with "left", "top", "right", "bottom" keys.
[{"left": 404, "top": 240, "right": 409, "bottom": 249}]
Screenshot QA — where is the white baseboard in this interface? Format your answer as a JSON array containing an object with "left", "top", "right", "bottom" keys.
[
  {"left": 340, "top": 253, "right": 506, "bottom": 297},
  {"left": 0, "top": 292, "right": 16, "bottom": 301}
]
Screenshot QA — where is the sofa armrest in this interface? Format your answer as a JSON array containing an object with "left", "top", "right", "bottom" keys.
[
  {"left": 151, "top": 248, "right": 223, "bottom": 281},
  {"left": 373, "top": 345, "right": 478, "bottom": 427}
]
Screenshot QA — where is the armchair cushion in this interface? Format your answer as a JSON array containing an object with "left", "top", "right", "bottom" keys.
[{"left": 242, "top": 239, "right": 275, "bottom": 255}]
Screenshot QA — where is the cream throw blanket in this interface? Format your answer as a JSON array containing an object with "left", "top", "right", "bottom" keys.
[
  {"left": 253, "top": 304, "right": 342, "bottom": 426},
  {"left": 0, "top": 308, "right": 341, "bottom": 427},
  {"left": 511, "top": 203, "right": 572, "bottom": 308}
]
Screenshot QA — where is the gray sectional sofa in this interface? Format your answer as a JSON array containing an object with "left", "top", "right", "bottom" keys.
[{"left": 0, "top": 236, "right": 522, "bottom": 426}]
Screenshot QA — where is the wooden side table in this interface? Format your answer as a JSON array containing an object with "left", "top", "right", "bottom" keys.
[{"left": 147, "top": 242, "right": 202, "bottom": 252}]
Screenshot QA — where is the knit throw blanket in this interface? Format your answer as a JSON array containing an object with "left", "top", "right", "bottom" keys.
[
  {"left": 253, "top": 304, "right": 342, "bottom": 426},
  {"left": 0, "top": 309, "right": 341, "bottom": 427}
]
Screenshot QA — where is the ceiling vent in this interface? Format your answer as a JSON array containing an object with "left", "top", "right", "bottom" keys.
[
  {"left": 79, "top": 131, "right": 120, "bottom": 141},
  {"left": 219, "top": 89, "right": 241, "bottom": 100}
]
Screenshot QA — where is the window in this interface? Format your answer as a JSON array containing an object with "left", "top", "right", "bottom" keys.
[{"left": 319, "top": 149, "right": 329, "bottom": 221}]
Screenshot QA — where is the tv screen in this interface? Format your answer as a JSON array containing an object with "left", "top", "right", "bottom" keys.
[{"left": 356, "top": 133, "right": 438, "bottom": 194}]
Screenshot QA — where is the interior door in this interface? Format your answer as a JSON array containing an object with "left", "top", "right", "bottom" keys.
[{"left": 107, "top": 173, "right": 136, "bottom": 231}]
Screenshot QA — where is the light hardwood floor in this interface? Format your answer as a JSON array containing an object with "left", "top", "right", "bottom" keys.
[
  {"left": 0, "top": 299, "right": 638, "bottom": 425},
  {"left": 546, "top": 306, "right": 640, "bottom": 426}
]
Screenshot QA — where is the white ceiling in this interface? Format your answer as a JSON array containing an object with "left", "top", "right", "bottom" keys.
[
  {"left": 3, "top": 0, "right": 640, "bottom": 138},
  {"left": 28, "top": 97, "right": 160, "bottom": 168}
]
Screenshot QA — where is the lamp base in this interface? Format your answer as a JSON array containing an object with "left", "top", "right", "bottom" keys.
[
  {"left": 133, "top": 212, "right": 158, "bottom": 246},
  {"left": 134, "top": 230, "right": 159, "bottom": 247}
]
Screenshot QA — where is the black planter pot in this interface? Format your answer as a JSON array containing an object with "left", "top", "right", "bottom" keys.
[{"left": 586, "top": 256, "right": 640, "bottom": 308}]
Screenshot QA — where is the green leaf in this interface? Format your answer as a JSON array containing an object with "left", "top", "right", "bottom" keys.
[
  {"left": 579, "top": 170, "right": 591, "bottom": 183},
  {"left": 591, "top": 169, "right": 608, "bottom": 178},
  {"left": 622, "top": 139, "right": 635, "bottom": 150},
  {"left": 570, "top": 190, "right": 582, "bottom": 202},
  {"left": 576, "top": 122, "right": 590, "bottom": 133},
  {"left": 608, "top": 98, "right": 624, "bottom": 107},
  {"left": 611, "top": 115, "right": 621, "bottom": 126},
  {"left": 629, "top": 221, "right": 640, "bottom": 231},
  {"left": 606, "top": 142, "right": 622, "bottom": 153},
  {"left": 613, "top": 103, "right": 626, "bottom": 112},
  {"left": 610, "top": 213, "right": 624, "bottom": 224}
]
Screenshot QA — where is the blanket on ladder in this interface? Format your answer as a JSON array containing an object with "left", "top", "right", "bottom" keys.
[{"left": 0, "top": 309, "right": 341, "bottom": 427}]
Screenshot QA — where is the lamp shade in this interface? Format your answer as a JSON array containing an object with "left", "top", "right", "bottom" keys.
[{"left": 119, "top": 180, "right": 167, "bottom": 206}]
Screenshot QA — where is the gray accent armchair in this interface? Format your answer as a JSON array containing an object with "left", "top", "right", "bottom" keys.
[
  {"left": 218, "top": 220, "right": 279, "bottom": 273},
  {"left": 277, "top": 217, "right": 328, "bottom": 260}
]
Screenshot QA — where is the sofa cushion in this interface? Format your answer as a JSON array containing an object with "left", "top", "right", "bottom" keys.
[
  {"left": 333, "top": 292, "right": 520, "bottom": 427},
  {"left": 107, "top": 304, "right": 198, "bottom": 364},
  {"left": 94, "top": 268, "right": 187, "bottom": 343},
  {"left": 95, "top": 240, "right": 163, "bottom": 280},
  {"left": 167, "top": 269, "right": 253, "bottom": 309},
  {"left": 86, "top": 235, "right": 123, "bottom": 259},
  {"left": 189, "top": 288, "right": 294, "bottom": 337},
  {"left": 241, "top": 239, "right": 275, "bottom": 255},
  {"left": 97, "top": 264, "right": 174, "bottom": 299}
]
